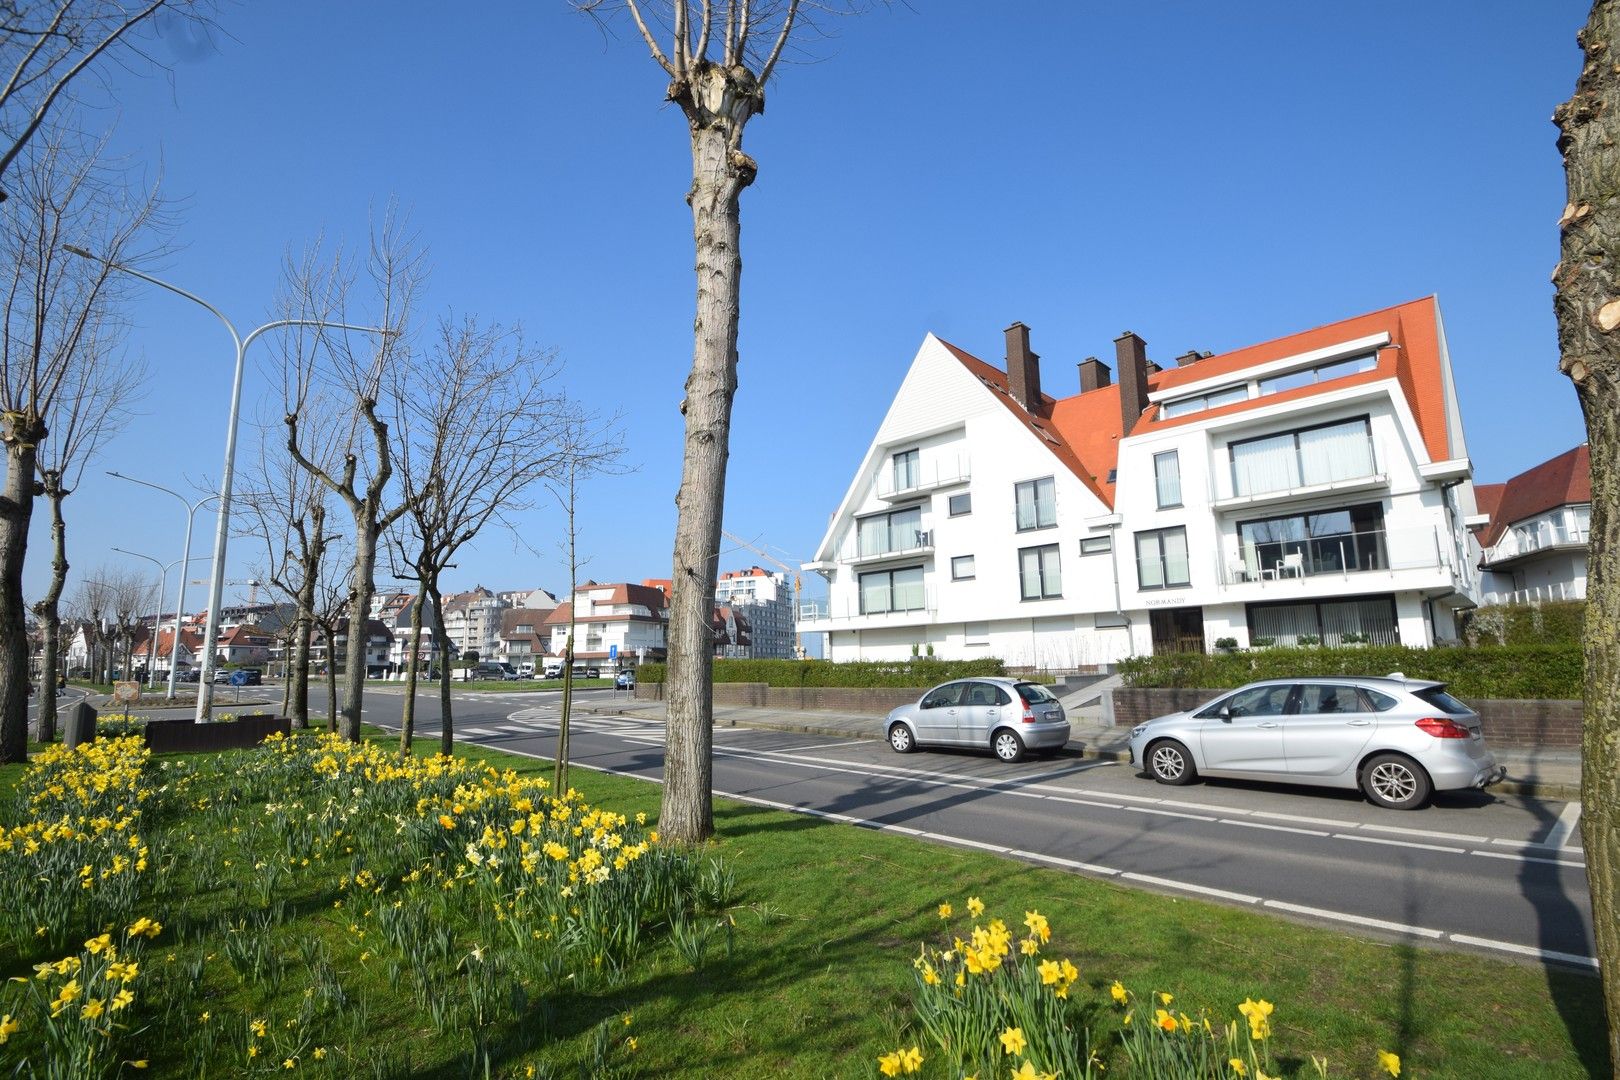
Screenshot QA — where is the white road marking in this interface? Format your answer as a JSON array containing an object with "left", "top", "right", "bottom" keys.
[
  {"left": 1470, "top": 850, "right": 1587, "bottom": 870},
  {"left": 1330, "top": 834, "right": 1467, "bottom": 855},
  {"left": 1122, "top": 873, "right": 1262, "bottom": 905},
  {"left": 1545, "top": 801, "right": 1584, "bottom": 850},
  {"left": 1263, "top": 900, "right": 1445, "bottom": 939},
  {"left": 1447, "top": 935, "right": 1599, "bottom": 970}
]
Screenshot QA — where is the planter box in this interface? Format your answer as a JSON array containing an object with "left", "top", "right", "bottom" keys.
[{"left": 143, "top": 714, "right": 291, "bottom": 754}]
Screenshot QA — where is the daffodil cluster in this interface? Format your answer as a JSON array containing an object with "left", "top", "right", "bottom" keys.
[{"left": 901, "top": 898, "right": 1096, "bottom": 1080}]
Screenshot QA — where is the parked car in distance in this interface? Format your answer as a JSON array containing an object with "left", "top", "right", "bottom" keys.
[
  {"left": 615, "top": 670, "right": 636, "bottom": 689},
  {"left": 543, "top": 663, "right": 564, "bottom": 679},
  {"left": 177, "top": 669, "right": 199, "bottom": 683},
  {"left": 571, "top": 664, "right": 601, "bottom": 679},
  {"left": 1127, "top": 674, "right": 1506, "bottom": 810},
  {"left": 211, "top": 669, "right": 232, "bottom": 684},
  {"left": 885, "top": 678, "right": 1069, "bottom": 763},
  {"left": 471, "top": 662, "right": 507, "bottom": 680},
  {"left": 498, "top": 663, "right": 520, "bottom": 680},
  {"left": 228, "top": 668, "right": 263, "bottom": 686},
  {"left": 517, "top": 662, "right": 535, "bottom": 678}
]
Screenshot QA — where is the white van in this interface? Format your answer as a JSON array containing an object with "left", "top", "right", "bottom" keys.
[{"left": 542, "top": 662, "right": 564, "bottom": 679}]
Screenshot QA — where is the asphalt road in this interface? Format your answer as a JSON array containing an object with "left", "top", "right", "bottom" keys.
[{"left": 323, "top": 684, "right": 1594, "bottom": 970}]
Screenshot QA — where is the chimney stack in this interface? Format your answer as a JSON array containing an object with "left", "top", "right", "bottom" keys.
[
  {"left": 1115, "top": 331, "right": 1150, "bottom": 436},
  {"left": 1004, "top": 322, "right": 1041, "bottom": 412},
  {"left": 1078, "top": 357, "right": 1112, "bottom": 393},
  {"left": 1175, "top": 349, "right": 1202, "bottom": 367}
]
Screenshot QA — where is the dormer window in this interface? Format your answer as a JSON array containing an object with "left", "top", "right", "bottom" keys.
[
  {"left": 1160, "top": 384, "right": 1248, "bottom": 419},
  {"left": 1257, "top": 353, "right": 1377, "bottom": 398}
]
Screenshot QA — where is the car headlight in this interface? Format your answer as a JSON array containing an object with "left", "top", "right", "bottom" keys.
[{"left": 1130, "top": 725, "right": 1147, "bottom": 739}]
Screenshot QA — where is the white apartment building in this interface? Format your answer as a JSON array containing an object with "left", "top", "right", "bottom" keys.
[
  {"left": 1473, "top": 444, "right": 1590, "bottom": 606},
  {"left": 440, "top": 586, "right": 504, "bottom": 660},
  {"left": 715, "top": 567, "right": 797, "bottom": 659},
  {"left": 542, "top": 582, "right": 668, "bottom": 671},
  {"left": 799, "top": 298, "right": 1482, "bottom": 666}
]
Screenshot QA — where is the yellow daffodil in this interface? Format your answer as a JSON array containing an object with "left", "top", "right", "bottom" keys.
[
  {"left": 1155, "top": 1009, "right": 1178, "bottom": 1033},
  {"left": 1158, "top": 991, "right": 1173, "bottom": 1006},
  {"left": 1038, "top": 959, "right": 1062, "bottom": 985},
  {"left": 1111, "top": 980, "right": 1128, "bottom": 1004},
  {"left": 938, "top": 902, "right": 953, "bottom": 919},
  {"left": 0, "top": 1014, "right": 18, "bottom": 1043},
  {"left": 878, "top": 1051, "right": 902, "bottom": 1077},
  {"left": 898, "top": 1046, "right": 923, "bottom": 1073},
  {"left": 1229, "top": 1059, "right": 1247, "bottom": 1077},
  {"left": 1023, "top": 910, "right": 1050, "bottom": 942},
  {"left": 967, "top": 896, "right": 985, "bottom": 918},
  {"left": 999, "top": 1027, "right": 1027, "bottom": 1055},
  {"left": 251, "top": 1018, "right": 268, "bottom": 1038},
  {"left": 1378, "top": 1050, "right": 1401, "bottom": 1077}
]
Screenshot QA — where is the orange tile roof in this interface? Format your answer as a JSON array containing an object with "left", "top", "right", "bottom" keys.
[{"left": 938, "top": 297, "right": 1455, "bottom": 509}]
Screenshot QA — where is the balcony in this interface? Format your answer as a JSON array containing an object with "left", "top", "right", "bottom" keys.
[
  {"left": 1215, "top": 525, "right": 1456, "bottom": 588},
  {"left": 1213, "top": 427, "right": 1387, "bottom": 512},
  {"left": 875, "top": 454, "right": 971, "bottom": 501},
  {"left": 796, "top": 586, "right": 938, "bottom": 625},
  {"left": 842, "top": 526, "right": 935, "bottom": 566},
  {"left": 1480, "top": 519, "right": 1589, "bottom": 569},
  {"left": 1480, "top": 580, "right": 1585, "bottom": 606}
]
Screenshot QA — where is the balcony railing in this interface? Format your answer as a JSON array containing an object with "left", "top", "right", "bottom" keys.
[
  {"left": 842, "top": 526, "right": 934, "bottom": 564},
  {"left": 876, "top": 455, "right": 971, "bottom": 500},
  {"left": 1486, "top": 521, "right": 1589, "bottom": 562},
  {"left": 796, "top": 587, "right": 938, "bottom": 623},
  {"left": 1479, "top": 581, "right": 1585, "bottom": 606},
  {"left": 1217, "top": 525, "right": 1455, "bottom": 586}
]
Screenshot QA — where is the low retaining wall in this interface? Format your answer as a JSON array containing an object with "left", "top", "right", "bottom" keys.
[
  {"left": 143, "top": 714, "right": 291, "bottom": 754},
  {"left": 1108, "top": 688, "right": 1582, "bottom": 750},
  {"left": 635, "top": 682, "right": 918, "bottom": 713}
]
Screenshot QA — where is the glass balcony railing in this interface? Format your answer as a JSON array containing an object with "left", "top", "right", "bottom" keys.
[
  {"left": 1489, "top": 520, "right": 1589, "bottom": 561},
  {"left": 1219, "top": 525, "right": 1453, "bottom": 585},
  {"left": 875, "top": 456, "right": 971, "bottom": 499}
]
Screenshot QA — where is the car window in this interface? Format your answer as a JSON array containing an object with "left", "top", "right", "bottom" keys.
[
  {"left": 1361, "top": 688, "right": 1400, "bottom": 712},
  {"left": 1296, "top": 684, "right": 1354, "bottom": 714},
  {"left": 965, "top": 683, "right": 1000, "bottom": 707},
  {"left": 1015, "top": 683, "right": 1058, "bottom": 704},
  {"left": 1415, "top": 686, "right": 1473, "bottom": 715},
  {"left": 994, "top": 686, "right": 1012, "bottom": 706},
  {"left": 921, "top": 684, "right": 963, "bottom": 709},
  {"left": 1226, "top": 684, "right": 1293, "bottom": 718}
]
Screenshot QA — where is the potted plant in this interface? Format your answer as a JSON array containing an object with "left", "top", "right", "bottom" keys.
[
  {"left": 1297, "top": 634, "right": 1321, "bottom": 646},
  {"left": 1340, "top": 631, "right": 1369, "bottom": 646},
  {"left": 1250, "top": 636, "right": 1276, "bottom": 648},
  {"left": 1214, "top": 636, "right": 1239, "bottom": 653}
]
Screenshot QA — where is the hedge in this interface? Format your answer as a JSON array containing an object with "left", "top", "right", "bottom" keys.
[
  {"left": 1460, "top": 600, "right": 1585, "bottom": 647},
  {"left": 1117, "top": 644, "right": 1582, "bottom": 700},
  {"left": 635, "top": 657, "right": 1007, "bottom": 688}
]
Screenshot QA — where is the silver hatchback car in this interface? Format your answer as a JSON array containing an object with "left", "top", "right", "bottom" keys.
[
  {"left": 1127, "top": 674, "right": 1505, "bottom": 810},
  {"left": 886, "top": 677, "right": 1070, "bottom": 763}
]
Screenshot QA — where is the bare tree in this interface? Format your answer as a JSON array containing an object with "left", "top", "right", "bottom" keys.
[
  {"left": 545, "top": 410, "right": 626, "bottom": 795},
  {"left": 0, "top": 0, "right": 211, "bottom": 199},
  {"left": 0, "top": 128, "right": 157, "bottom": 763},
  {"left": 1554, "top": 2, "right": 1620, "bottom": 1064},
  {"left": 572, "top": 0, "right": 809, "bottom": 841},
  {"left": 388, "top": 316, "right": 576, "bottom": 757},
  {"left": 104, "top": 564, "right": 150, "bottom": 677},
  {"left": 67, "top": 572, "right": 111, "bottom": 679},
  {"left": 281, "top": 214, "right": 422, "bottom": 743}
]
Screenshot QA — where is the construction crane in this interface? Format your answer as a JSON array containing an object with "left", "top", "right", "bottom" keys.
[{"left": 720, "top": 529, "right": 809, "bottom": 659}]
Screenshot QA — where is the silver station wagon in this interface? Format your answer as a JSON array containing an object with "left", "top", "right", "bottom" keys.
[
  {"left": 886, "top": 677, "right": 1070, "bottom": 763},
  {"left": 1127, "top": 674, "right": 1505, "bottom": 810}
]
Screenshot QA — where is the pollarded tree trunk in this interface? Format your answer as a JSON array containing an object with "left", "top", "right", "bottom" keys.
[
  {"left": 0, "top": 423, "right": 42, "bottom": 764},
  {"left": 661, "top": 62, "right": 761, "bottom": 844},
  {"left": 340, "top": 526, "right": 378, "bottom": 743},
  {"left": 32, "top": 481, "right": 69, "bottom": 743},
  {"left": 1554, "top": 3, "right": 1620, "bottom": 1069},
  {"left": 290, "top": 605, "right": 313, "bottom": 731},
  {"left": 429, "top": 583, "right": 456, "bottom": 757}
]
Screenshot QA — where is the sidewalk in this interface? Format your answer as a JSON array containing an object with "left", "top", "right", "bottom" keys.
[{"left": 582, "top": 689, "right": 1581, "bottom": 803}]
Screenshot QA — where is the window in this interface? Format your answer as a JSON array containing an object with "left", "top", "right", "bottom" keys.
[
  {"left": 920, "top": 683, "right": 963, "bottom": 709},
  {"left": 1160, "top": 384, "right": 1249, "bottom": 419},
  {"left": 948, "top": 492, "right": 972, "bottom": 517},
  {"left": 1093, "top": 612, "right": 1128, "bottom": 629},
  {"left": 951, "top": 555, "right": 975, "bottom": 581},
  {"left": 1229, "top": 416, "right": 1374, "bottom": 497},
  {"left": 964, "top": 622, "right": 990, "bottom": 646},
  {"left": 1136, "top": 527, "right": 1190, "bottom": 590},
  {"left": 856, "top": 505, "right": 924, "bottom": 557},
  {"left": 1153, "top": 450, "right": 1182, "bottom": 509},
  {"left": 1237, "top": 502, "right": 1385, "bottom": 577},
  {"left": 892, "top": 448, "right": 919, "bottom": 492},
  {"left": 1256, "top": 353, "right": 1377, "bottom": 398},
  {"left": 859, "top": 566, "right": 925, "bottom": 614},
  {"left": 1019, "top": 544, "right": 1062, "bottom": 600},
  {"left": 1080, "top": 535, "right": 1112, "bottom": 555},
  {"left": 514, "top": 624, "right": 533, "bottom": 634},
  {"left": 1015, "top": 477, "right": 1056, "bottom": 530},
  {"left": 1247, "top": 594, "right": 1399, "bottom": 647}
]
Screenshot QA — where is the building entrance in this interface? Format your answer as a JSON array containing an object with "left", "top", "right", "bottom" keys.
[{"left": 1150, "top": 607, "right": 1205, "bottom": 655}]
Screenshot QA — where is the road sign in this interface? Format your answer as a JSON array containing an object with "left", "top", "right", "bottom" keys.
[
  {"left": 609, "top": 645, "right": 618, "bottom": 660},
  {"left": 112, "top": 681, "right": 140, "bottom": 705}
]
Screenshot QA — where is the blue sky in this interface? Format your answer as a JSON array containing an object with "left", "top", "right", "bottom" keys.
[{"left": 31, "top": 1, "right": 1592, "bottom": 614}]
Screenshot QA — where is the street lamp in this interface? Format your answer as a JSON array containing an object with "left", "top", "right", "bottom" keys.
[
  {"left": 109, "top": 548, "right": 195, "bottom": 688},
  {"left": 107, "top": 472, "right": 215, "bottom": 700},
  {"left": 66, "top": 243, "right": 393, "bottom": 720}
]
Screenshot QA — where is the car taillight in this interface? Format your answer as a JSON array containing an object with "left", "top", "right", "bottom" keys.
[
  {"left": 1415, "top": 717, "right": 1472, "bottom": 739},
  {"left": 1022, "top": 705, "right": 1036, "bottom": 724}
]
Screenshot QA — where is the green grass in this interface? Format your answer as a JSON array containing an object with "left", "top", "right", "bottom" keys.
[{"left": 0, "top": 731, "right": 1607, "bottom": 1079}]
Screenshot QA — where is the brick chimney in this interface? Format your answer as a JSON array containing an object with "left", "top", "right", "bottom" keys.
[
  {"left": 1115, "top": 331, "right": 1150, "bottom": 436},
  {"left": 1175, "top": 349, "right": 1202, "bottom": 367},
  {"left": 1004, "top": 322, "right": 1041, "bottom": 412},
  {"left": 1078, "top": 357, "right": 1111, "bottom": 393}
]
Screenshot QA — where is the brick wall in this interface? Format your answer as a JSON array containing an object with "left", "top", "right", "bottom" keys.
[
  {"left": 1109, "top": 688, "right": 1581, "bottom": 750},
  {"left": 635, "top": 682, "right": 917, "bottom": 713}
]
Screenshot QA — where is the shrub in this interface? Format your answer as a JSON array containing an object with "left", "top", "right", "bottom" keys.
[
  {"left": 1462, "top": 600, "right": 1585, "bottom": 646},
  {"left": 1117, "top": 644, "right": 1581, "bottom": 699},
  {"left": 636, "top": 657, "right": 1007, "bottom": 687},
  {"left": 1213, "top": 637, "right": 1238, "bottom": 650}
]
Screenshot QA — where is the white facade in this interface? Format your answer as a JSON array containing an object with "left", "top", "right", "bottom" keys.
[
  {"left": 800, "top": 302, "right": 1481, "bottom": 667},
  {"left": 544, "top": 583, "right": 668, "bottom": 671}
]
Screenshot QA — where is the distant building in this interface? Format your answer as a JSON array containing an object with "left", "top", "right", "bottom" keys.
[
  {"left": 1473, "top": 444, "right": 1590, "bottom": 605},
  {"left": 714, "top": 567, "right": 796, "bottom": 658},
  {"left": 441, "top": 586, "right": 504, "bottom": 660},
  {"left": 543, "top": 581, "right": 669, "bottom": 671},
  {"left": 369, "top": 591, "right": 444, "bottom": 672}
]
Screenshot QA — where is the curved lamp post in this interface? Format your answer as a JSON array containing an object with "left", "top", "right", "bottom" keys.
[
  {"left": 65, "top": 243, "right": 393, "bottom": 720},
  {"left": 107, "top": 471, "right": 214, "bottom": 699},
  {"left": 109, "top": 547, "right": 192, "bottom": 687}
]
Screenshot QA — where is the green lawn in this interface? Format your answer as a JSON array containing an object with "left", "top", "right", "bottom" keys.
[{"left": 0, "top": 731, "right": 1607, "bottom": 1079}]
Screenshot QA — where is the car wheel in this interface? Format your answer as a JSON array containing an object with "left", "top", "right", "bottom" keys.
[
  {"left": 888, "top": 723, "right": 916, "bottom": 754},
  {"left": 992, "top": 729, "right": 1026, "bottom": 763},
  {"left": 1147, "top": 739, "right": 1197, "bottom": 786},
  {"left": 1360, "top": 753, "right": 1431, "bottom": 810}
]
